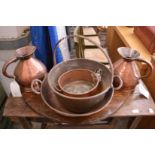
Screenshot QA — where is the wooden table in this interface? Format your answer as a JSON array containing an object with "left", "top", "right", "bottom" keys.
[{"left": 3, "top": 82, "right": 155, "bottom": 129}]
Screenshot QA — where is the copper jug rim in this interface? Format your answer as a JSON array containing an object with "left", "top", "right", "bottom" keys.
[
  {"left": 16, "top": 45, "right": 36, "bottom": 59},
  {"left": 117, "top": 47, "right": 140, "bottom": 60}
]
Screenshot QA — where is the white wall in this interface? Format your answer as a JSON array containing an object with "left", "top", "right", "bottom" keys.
[{"left": 0, "top": 26, "right": 28, "bottom": 38}]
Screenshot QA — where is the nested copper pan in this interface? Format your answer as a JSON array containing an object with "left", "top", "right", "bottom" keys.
[
  {"left": 47, "top": 58, "right": 113, "bottom": 113},
  {"left": 40, "top": 76, "right": 114, "bottom": 117}
]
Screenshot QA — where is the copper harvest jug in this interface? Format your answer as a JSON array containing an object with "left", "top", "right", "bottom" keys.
[
  {"left": 2, "top": 45, "right": 47, "bottom": 92},
  {"left": 113, "top": 47, "right": 153, "bottom": 90}
]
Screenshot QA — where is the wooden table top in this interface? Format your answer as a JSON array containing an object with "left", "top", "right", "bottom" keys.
[{"left": 3, "top": 81, "right": 155, "bottom": 125}]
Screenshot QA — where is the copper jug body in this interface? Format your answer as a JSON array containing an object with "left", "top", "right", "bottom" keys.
[
  {"left": 2, "top": 45, "right": 47, "bottom": 92},
  {"left": 113, "top": 47, "right": 153, "bottom": 90}
]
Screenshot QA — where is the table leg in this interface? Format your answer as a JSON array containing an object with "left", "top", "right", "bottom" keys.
[
  {"left": 129, "top": 117, "right": 143, "bottom": 129},
  {"left": 41, "top": 122, "right": 48, "bottom": 129},
  {"left": 17, "top": 117, "right": 32, "bottom": 129}
]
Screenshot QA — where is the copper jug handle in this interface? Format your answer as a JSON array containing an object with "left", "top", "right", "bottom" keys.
[
  {"left": 135, "top": 58, "right": 153, "bottom": 78},
  {"left": 2, "top": 57, "right": 19, "bottom": 79}
]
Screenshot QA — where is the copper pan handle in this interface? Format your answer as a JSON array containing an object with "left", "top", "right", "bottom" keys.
[
  {"left": 135, "top": 58, "right": 153, "bottom": 78},
  {"left": 53, "top": 35, "right": 114, "bottom": 75},
  {"left": 31, "top": 79, "right": 42, "bottom": 95},
  {"left": 2, "top": 57, "right": 18, "bottom": 79},
  {"left": 113, "top": 75, "right": 123, "bottom": 90},
  {"left": 94, "top": 68, "right": 102, "bottom": 82}
]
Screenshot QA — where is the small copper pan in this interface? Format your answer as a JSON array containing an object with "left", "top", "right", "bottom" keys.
[{"left": 57, "top": 69, "right": 101, "bottom": 97}]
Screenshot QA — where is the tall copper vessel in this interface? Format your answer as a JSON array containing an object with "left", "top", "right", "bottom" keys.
[
  {"left": 113, "top": 47, "right": 153, "bottom": 90},
  {"left": 2, "top": 45, "right": 47, "bottom": 92}
]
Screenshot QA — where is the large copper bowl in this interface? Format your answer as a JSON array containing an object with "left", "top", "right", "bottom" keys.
[
  {"left": 40, "top": 76, "right": 114, "bottom": 117},
  {"left": 47, "top": 58, "right": 113, "bottom": 113}
]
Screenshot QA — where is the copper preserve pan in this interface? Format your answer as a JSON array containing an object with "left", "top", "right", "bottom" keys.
[
  {"left": 40, "top": 76, "right": 114, "bottom": 117},
  {"left": 31, "top": 35, "right": 121, "bottom": 114}
]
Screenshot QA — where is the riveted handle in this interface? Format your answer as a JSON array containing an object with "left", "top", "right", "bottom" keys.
[
  {"left": 2, "top": 57, "right": 18, "bottom": 79},
  {"left": 135, "top": 58, "right": 153, "bottom": 78}
]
